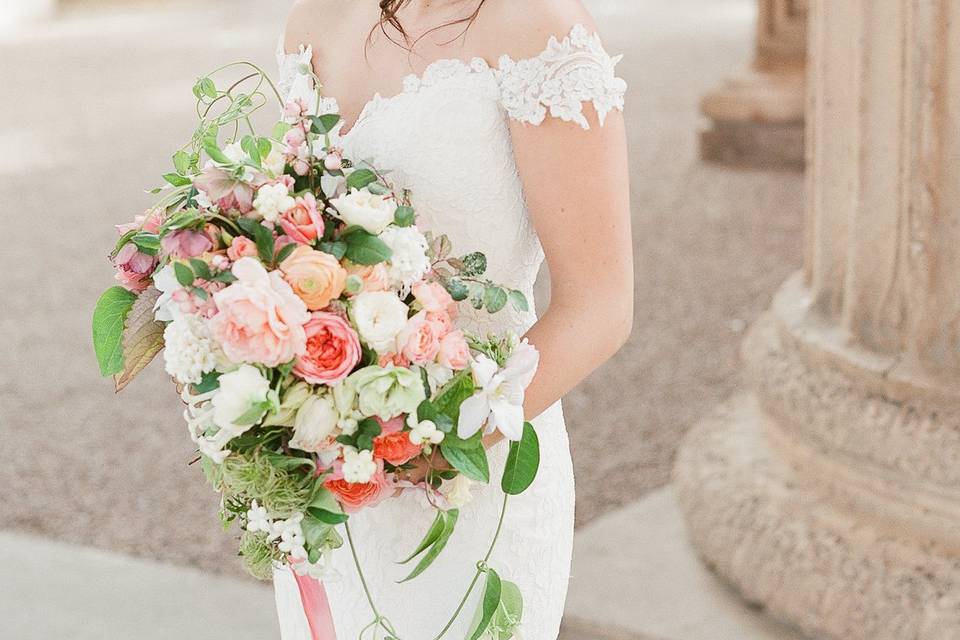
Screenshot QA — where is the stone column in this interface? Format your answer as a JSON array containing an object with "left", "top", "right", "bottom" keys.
[
  {"left": 699, "top": 0, "right": 807, "bottom": 169},
  {"left": 675, "top": 1, "right": 960, "bottom": 639}
]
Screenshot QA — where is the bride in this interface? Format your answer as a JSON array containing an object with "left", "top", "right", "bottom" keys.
[{"left": 272, "top": 0, "right": 633, "bottom": 637}]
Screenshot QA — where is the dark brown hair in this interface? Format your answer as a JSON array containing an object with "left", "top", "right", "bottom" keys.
[{"left": 374, "top": 0, "right": 488, "bottom": 48}]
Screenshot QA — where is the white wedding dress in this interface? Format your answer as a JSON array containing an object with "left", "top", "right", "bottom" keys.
[{"left": 273, "top": 24, "right": 626, "bottom": 640}]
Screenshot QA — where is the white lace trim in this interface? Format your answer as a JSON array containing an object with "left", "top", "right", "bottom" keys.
[{"left": 496, "top": 24, "right": 627, "bottom": 129}]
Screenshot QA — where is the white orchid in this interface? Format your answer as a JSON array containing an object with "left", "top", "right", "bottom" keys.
[{"left": 457, "top": 339, "right": 539, "bottom": 442}]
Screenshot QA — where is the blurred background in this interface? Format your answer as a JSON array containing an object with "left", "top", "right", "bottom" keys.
[{"left": 4, "top": 0, "right": 956, "bottom": 639}]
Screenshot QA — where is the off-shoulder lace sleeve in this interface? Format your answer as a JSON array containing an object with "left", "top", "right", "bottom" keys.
[
  {"left": 275, "top": 41, "right": 339, "bottom": 115},
  {"left": 495, "top": 24, "right": 627, "bottom": 130}
]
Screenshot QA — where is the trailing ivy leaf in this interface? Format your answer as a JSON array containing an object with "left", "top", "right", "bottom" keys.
[
  {"left": 345, "top": 168, "right": 378, "bottom": 190},
  {"left": 276, "top": 242, "right": 298, "bottom": 265},
  {"left": 112, "top": 287, "right": 165, "bottom": 391},
  {"left": 199, "top": 77, "right": 217, "bottom": 99},
  {"left": 394, "top": 206, "right": 416, "bottom": 227},
  {"left": 508, "top": 290, "right": 529, "bottom": 313},
  {"left": 441, "top": 443, "right": 490, "bottom": 483},
  {"left": 241, "top": 135, "right": 261, "bottom": 166},
  {"left": 460, "top": 252, "right": 487, "bottom": 277},
  {"left": 92, "top": 287, "right": 138, "bottom": 377},
  {"left": 160, "top": 208, "right": 203, "bottom": 233},
  {"left": 203, "top": 140, "right": 230, "bottom": 165},
  {"left": 310, "top": 113, "right": 341, "bottom": 135},
  {"left": 307, "top": 508, "right": 350, "bottom": 525},
  {"left": 189, "top": 258, "right": 212, "bottom": 281},
  {"left": 173, "top": 261, "right": 195, "bottom": 287},
  {"left": 343, "top": 230, "right": 392, "bottom": 265},
  {"left": 272, "top": 121, "right": 292, "bottom": 141},
  {"left": 162, "top": 173, "right": 192, "bottom": 188},
  {"left": 501, "top": 422, "right": 540, "bottom": 495},
  {"left": 469, "top": 568, "right": 503, "bottom": 640},
  {"left": 173, "top": 150, "right": 192, "bottom": 175},
  {"left": 398, "top": 509, "right": 458, "bottom": 583},
  {"left": 131, "top": 232, "right": 161, "bottom": 255},
  {"left": 398, "top": 510, "right": 445, "bottom": 564},
  {"left": 445, "top": 278, "right": 469, "bottom": 302},
  {"left": 484, "top": 286, "right": 508, "bottom": 313}
]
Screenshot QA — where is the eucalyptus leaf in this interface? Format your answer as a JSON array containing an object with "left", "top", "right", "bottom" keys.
[
  {"left": 501, "top": 422, "right": 540, "bottom": 495},
  {"left": 92, "top": 287, "right": 137, "bottom": 377},
  {"left": 445, "top": 278, "right": 469, "bottom": 302},
  {"left": 484, "top": 286, "right": 508, "bottom": 313},
  {"left": 460, "top": 252, "right": 487, "bottom": 277},
  {"left": 508, "top": 290, "right": 529, "bottom": 313}
]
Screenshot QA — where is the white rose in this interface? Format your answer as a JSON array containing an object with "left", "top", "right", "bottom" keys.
[
  {"left": 378, "top": 226, "right": 430, "bottom": 291},
  {"left": 253, "top": 182, "right": 296, "bottom": 223},
  {"left": 342, "top": 448, "right": 377, "bottom": 484},
  {"left": 351, "top": 291, "right": 409, "bottom": 352},
  {"left": 330, "top": 188, "right": 397, "bottom": 235},
  {"left": 212, "top": 364, "right": 271, "bottom": 433},
  {"left": 440, "top": 475, "right": 474, "bottom": 508},
  {"left": 290, "top": 394, "right": 340, "bottom": 453}
]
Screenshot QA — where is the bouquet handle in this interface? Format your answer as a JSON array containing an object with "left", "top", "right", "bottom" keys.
[{"left": 292, "top": 570, "right": 338, "bottom": 640}]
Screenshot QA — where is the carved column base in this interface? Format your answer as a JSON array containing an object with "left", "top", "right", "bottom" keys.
[
  {"left": 699, "top": 68, "right": 805, "bottom": 170},
  {"left": 673, "top": 277, "right": 960, "bottom": 640}
]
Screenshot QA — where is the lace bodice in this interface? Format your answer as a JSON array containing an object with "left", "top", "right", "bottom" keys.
[{"left": 273, "top": 24, "right": 625, "bottom": 640}]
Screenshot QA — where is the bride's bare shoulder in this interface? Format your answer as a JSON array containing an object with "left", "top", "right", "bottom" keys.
[
  {"left": 475, "top": 0, "right": 597, "bottom": 59},
  {"left": 282, "top": 0, "right": 355, "bottom": 53}
]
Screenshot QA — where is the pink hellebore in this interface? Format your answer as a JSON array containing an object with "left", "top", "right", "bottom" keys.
[
  {"left": 114, "top": 243, "right": 157, "bottom": 293},
  {"left": 193, "top": 166, "right": 257, "bottom": 214},
  {"left": 161, "top": 229, "right": 213, "bottom": 259}
]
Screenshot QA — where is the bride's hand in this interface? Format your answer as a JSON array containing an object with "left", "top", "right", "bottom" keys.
[{"left": 398, "top": 448, "right": 452, "bottom": 485}]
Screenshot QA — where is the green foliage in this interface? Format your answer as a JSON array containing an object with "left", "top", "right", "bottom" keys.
[
  {"left": 310, "top": 113, "right": 341, "bottom": 135},
  {"left": 483, "top": 286, "right": 508, "bottom": 313},
  {"left": 336, "top": 418, "right": 382, "bottom": 452},
  {"left": 416, "top": 400, "right": 454, "bottom": 434},
  {"left": 432, "top": 370, "right": 475, "bottom": 424},
  {"left": 445, "top": 278, "right": 470, "bottom": 301},
  {"left": 342, "top": 229, "right": 392, "bottom": 265},
  {"left": 460, "top": 252, "right": 487, "bottom": 277},
  {"left": 469, "top": 568, "right": 502, "bottom": 640},
  {"left": 345, "top": 168, "right": 378, "bottom": 190},
  {"left": 468, "top": 579, "right": 524, "bottom": 639},
  {"left": 239, "top": 530, "right": 282, "bottom": 581},
  {"left": 92, "top": 287, "right": 138, "bottom": 377},
  {"left": 393, "top": 205, "right": 416, "bottom": 227},
  {"left": 507, "top": 290, "right": 529, "bottom": 313},
  {"left": 173, "top": 261, "right": 196, "bottom": 287},
  {"left": 501, "top": 423, "right": 540, "bottom": 496},
  {"left": 441, "top": 443, "right": 490, "bottom": 483},
  {"left": 218, "top": 453, "right": 314, "bottom": 519},
  {"left": 397, "top": 509, "right": 459, "bottom": 583}
]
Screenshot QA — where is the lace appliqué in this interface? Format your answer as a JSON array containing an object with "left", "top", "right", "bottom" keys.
[{"left": 496, "top": 24, "right": 627, "bottom": 130}]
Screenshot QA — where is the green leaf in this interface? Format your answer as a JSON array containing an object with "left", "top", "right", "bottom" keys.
[
  {"left": 394, "top": 205, "right": 415, "bottom": 227},
  {"left": 484, "top": 286, "right": 508, "bottom": 314},
  {"left": 460, "top": 252, "right": 487, "bottom": 277},
  {"left": 307, "top": 508, "right": 350, "bottom": 525},
  {"left": 189, "top": 258, "right": 212, "bottom": 281},
  {"left": 343, "top": 230, "right": 392, "bottom": 265},
  {"left": 113, "top": 287, "right": 165, "bottom": 392},
  {"left": 92, "top": 287, "right": 137, "bottom": 377},
  {"left": 271, "top": 121, "right": 292, "bottom": 141},
  {"left": 199, "top": 77, "right": 217, "bottom": 99},
  {"left": 318, "top": 240, "right": 347, "bottom": 260},
  {"left": 398, "top": 510, "right": 445, "bottom": 564},
  {"left": 345, "top": 168, "right": 378, "bottom": 190},
  {"left": 162, "top": 173, "right": 192, "bottom": 188},
  {"left": 173, "top": 150, "right": 192, "bottom": 175},
  {"left": 445, "top": 278, "right": 469, "bottom": 302},
  {"left": 508, "top": 290, "right": 529, "bottom": 313},
  {"left": 131, "top": 232, "right": 161, "bottom": 255},
  {"left": 193, "top": 370, "right": 221, "bottom": 394},
  {"left": 433, "top": 370, "right": 475, "bottom": 423},
  {"left": 310, "top": 113, "right": 342, "bottom": 135},
  {"left": 173, "top": 261, "right": 195, "bottom": 287},
  {"left": 211, "top": 270, "right": 238, "bottom": 284},
  {"left": 275, "top": 242, "right": 298, "bottom": 265},
  {"left": 203, "top": 140, "right": 230, "bottom": 165},
  {"left": 252, "top": 223, "right": 276, "bottom": 265},
  {"left": 398, "top": 509, "right": 458, "bottom": 583},
  {"left": 494, "top": 581, "right": 524, "bottom": 637},
  {"left": 441, "top": 443, "right": 490, "bottom": 483},
  {"left": 417, "top": 400, "right": 454, "bottom": 434},
  {"left": 501, "top": 422, "right": 540, "bottom": 495},
  {"left": 469, "top": 568, "right": 502, "bottom": 640},
  {"left": 301, "top": 515, "right": 336, "bottom": 551},
  {"left": 233, "top": 401, "right": 270, "bottom": 427}
]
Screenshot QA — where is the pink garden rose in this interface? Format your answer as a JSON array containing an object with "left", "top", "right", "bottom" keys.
[
  {"left": 208, "top": 257, "right": 309, "bottom": 367},
  {"left": 412, "top": 281, "right": 458, "bottom": 317},
  {"left": 438, "top": 329, "right": 470, "bottom": 370},
  {"left": 113, "top": 243, "right": 157, "bottom": 293},
  {"left": 397, "top": 310, "right": 444, "bottom": 365},
  {"left": 324, "top": 459, "right": 394, "bottom": 513},
  {"left": 161, "top": 229, "right": 213, "bottom": 259},
  {"left": 227, "top": 236, "right": 257, "bottom": 261},
  {"left": 293, "top": 311, "right": 362, "bottom": 385},
  {"left": 279, "top": 193, "right": 323, "bottom": 244},
  {"left": 344, "top": 262, "right": 391, "bottom": 294}
]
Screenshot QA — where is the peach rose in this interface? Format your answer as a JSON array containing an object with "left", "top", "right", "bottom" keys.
[
  {"left": 344, "top": 262, "right": 391, "bottom": 294},
  {"left": 397, "top": 310, "right": 443, "bottom": 365},
  {"left": 412, "top": 281, "right": 458, "bottom": 317},
  {"left": 438, "top": 329, "right": 470, "bottom": 370},
  {"left": 227, "top": 236, "right": 257, "bottom": 261},
  {"left": 373, "top": 431, "right": 423, "bottom": 466},
  {"left": 293, "top": 312, "right": 362, "bottom": 385},
  {"left": 209, "top": 257, "right": 309, "bottom": 367},
  {"left": 324, "top": 460, "right": 394, "bottom": 513},
  {"left": 378, "top": 351, "right": 411, "bottom": 368},
  {"left": 426, "top": 311, "right": 453, "bottom": 336},
  {"left": 280, "top": 245, "right": 347, "bottom": 311},
  {"left": 279, "top": 193, "right": 323, "bottom": 244}
]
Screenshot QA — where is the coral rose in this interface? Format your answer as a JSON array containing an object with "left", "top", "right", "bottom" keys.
[
  {"left": 373, "top": 431, "right": 422, "bottom": 466},
  {"left": 293, "top": 312, "right": 362, "bottom": 385},
  {"left": 324, "top": 460, "right": 394, "bottom": 513},
  {"left": 227, "top": 236, "right": 257, "bottom": 261},
  {"left": 438, "top": 329, "right": 470, "bottom": 370},
  {"left": 278, "top": 193, "right": 323, "bottom": 244},
  {"left": 397, "top": 310, "right": 443, "bottom": 365},
  {"left": 280, "top": 245, "right": 347, "bottom": 311},
  {"left": 209, "top": 257, "right": 309, "bottom": 367}
]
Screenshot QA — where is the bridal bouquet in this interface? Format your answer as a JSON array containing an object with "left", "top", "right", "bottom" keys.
[{"left": 92, "top": 62, "right": 539, "bottom": 638}]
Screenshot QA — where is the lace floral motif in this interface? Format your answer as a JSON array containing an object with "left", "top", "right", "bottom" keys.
[
  {"left": 496, "top": 24, "right": 627, "bottom": 129},
  {"left": 273, "top": 23, "right": 620, "bottom": 640}
]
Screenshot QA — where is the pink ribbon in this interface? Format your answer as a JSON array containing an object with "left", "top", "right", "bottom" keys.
[{"left": 292, "top": 569, "right": 338, "bottom": 640}]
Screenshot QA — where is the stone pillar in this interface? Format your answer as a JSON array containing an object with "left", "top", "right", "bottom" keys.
[
  {"left": 699, "top": 0, "right": 807, "bottom": 169},
  {"left": 675, "top": 1, "right": 960, "bottom": 638}
]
